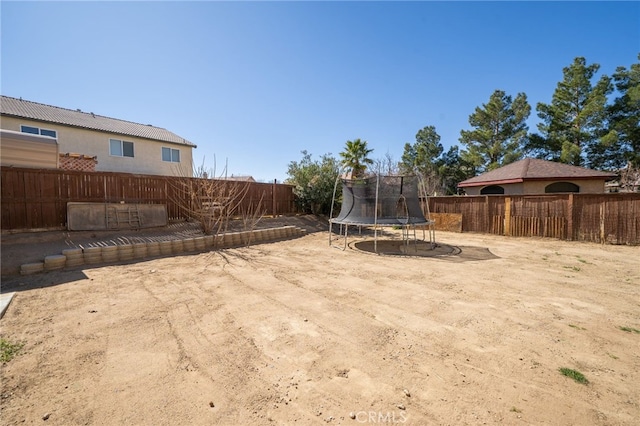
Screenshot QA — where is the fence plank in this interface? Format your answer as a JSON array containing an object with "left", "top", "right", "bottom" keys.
[
  {"left": 1, "top": 167, "right": 297, "bottom": 231},
  {"left": 428, "top": 193, "right": 640, "bottom": 245}
]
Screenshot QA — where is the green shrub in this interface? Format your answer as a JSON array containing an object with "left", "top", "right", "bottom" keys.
[
  {"left": 559, "top": 367, "right": 589, "bottom": 384},
  {"left": 0, "top": 338, "right": 23, "bottom": 362}
]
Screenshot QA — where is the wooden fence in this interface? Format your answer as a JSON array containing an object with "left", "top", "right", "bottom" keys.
[
  {"left": 3, "top": 167, "right": 638, "bottom": 245},
  {"left": 428, "top": 193, "right": 640, "bottom": 245},
  {"left": 1, "top": 167, "right": 297, "bottom": 230}
]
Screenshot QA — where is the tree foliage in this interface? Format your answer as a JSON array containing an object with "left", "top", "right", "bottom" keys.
[
  {"left": 528, "top": 57, "right": 613, "bottom": 167},
  {"left": 286, "top": 151, "right": 341, "bottom": 215},
  {"left": 339, "top": 138, "right": 374, "bottom": 177},
  {"left": 286, "top": 56, "right": 637, "bottom": 201},
  {"left": 400, "top": 126, "right": 443, "bottom": 194},
  {"left": 401, "top": 126, "right": 474, "bottom": 195},
  {"left": 606, "top": 54, "right": 640, "bottom": 168},
  {"left": 400, "top": 126, "right": 443, "bottom": 175},
  {"left": 439, "top": 146, "right": 476, "bottom": 195},
  {"left": 459, "top": 89, "right": 530, "bottom": 173}
]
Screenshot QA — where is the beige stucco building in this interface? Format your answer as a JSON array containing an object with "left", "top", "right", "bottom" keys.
[
  {"left": 458, "top": 158, "right": 617, "bottom": 195},
  {"left": 1, "top": 96, "right": 196, "bottom": 176}
]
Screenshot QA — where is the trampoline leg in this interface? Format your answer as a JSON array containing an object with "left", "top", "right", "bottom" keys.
[
  {"left": 374, "top": 225, "right": 378, "bottom": 254},
  {"left": 410, "top": 225, "right": 417, "bottom": 252},
  {"left": 329, "top": 222, "right": 348, "bottom": 250},
  {"left": 343, "top": 224, "right": 348, "bottom": 251},
  {"left": 427, "top": 222, "right": 436, "bottom": 248}
]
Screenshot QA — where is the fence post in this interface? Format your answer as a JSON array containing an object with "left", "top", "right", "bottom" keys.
[
  {"left": 485, "top": 196, "right": 490, "bottom": 234},
  {"left": 600, "top": 200, "right": 606, "bottom": 244},
  {"left": 273, "top": 179, "right": 277, "bottom": 217},
  {"left": 567, "top": 193, "right": 574, "bottom": 240},
  {"left": 504, "top": 196, "right": 511, "bottom": 236}
]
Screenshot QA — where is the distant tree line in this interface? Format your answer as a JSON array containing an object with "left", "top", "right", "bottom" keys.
[{"left": 287, "top": 55, "right": 639, "bottom": 213}]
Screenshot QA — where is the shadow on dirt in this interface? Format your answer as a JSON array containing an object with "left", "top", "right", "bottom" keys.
[{"left": 351, "top": 240, "right": 499, "bottom": 262}]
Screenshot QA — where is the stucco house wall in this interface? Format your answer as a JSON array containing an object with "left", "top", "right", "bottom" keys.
[
  {"left": 462, "top": 183, "right": 521, "bottom": 196},
  {"left": 463, "top": 180, "right": 607, "bottom": 195},
  {"left": 1, "top": 115, "right": 193, "bottom": 177},
  {"left": 524, "top": 179, "right": 605, "bottom": 194}
]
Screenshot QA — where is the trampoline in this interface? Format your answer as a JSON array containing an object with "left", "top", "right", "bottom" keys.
[{"left": 329, "top": 174, "right": 435, "bottom": 253}]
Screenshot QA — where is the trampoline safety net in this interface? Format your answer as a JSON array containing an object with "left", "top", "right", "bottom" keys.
[{"left": 332, "top": 175, "right": 430, "bottom": 226}]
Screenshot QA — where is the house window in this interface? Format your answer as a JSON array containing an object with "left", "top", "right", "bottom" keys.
[
  {"left": 162, "top": 147, "right": 180, "bottom": 163},
  {"left": 545, "top": 182, "right": 579, "bottom": 193},
  {"left": 109, "top": 138, "right": 134, "bottom": 157},
  {"left": 480, "top": 185, "right": 505, "bottom": 195},
  {"left": 21, "top": 125, "right": 57, "bottom": 138}
]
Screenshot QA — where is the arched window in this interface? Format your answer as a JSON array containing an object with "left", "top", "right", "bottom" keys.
[
  {"left": 545, "top": 182, "right": 580, "bottom": 193},
  {"left": 480, "top": 185, "right": 505, "bottom": 195}
]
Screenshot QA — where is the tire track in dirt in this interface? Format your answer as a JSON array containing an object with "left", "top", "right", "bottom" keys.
[
  {"left": 3, "top": 227, "right": 638, "bottom": 425},
  {"left": 207, "top": 247, "right": 476, "bottom": 424},
  {"left": 204, "top": 249, "right": 441, "bottom": 424},
  {"left": 127, "top": 262, "right": 287, "bottom": 425},
  {"left": 213, "top": 237, "right": 621, "bottom": 424}
]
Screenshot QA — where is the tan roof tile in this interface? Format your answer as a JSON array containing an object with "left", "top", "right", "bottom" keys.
[
  {"left": 1, "top": 95, "right": 196, "bottom": 147},
  {"left": 458, "top": 158, "right": 616, "bottom": 187}
]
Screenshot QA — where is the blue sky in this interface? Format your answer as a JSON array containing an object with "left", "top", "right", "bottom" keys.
[{"left": 2, "top": 1, "right": 638, "bottom": 182}]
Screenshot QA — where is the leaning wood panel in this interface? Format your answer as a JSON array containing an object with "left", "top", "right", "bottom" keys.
[{"left": 428, "top": 213, "right": 463, "bottom": 232}]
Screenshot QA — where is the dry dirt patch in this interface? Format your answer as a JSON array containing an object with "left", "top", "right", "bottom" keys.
[{"left": 1, "top": 228, "right": 639, "bottom": 425}]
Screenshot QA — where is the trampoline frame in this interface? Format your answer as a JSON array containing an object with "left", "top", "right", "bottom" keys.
[{"left": 329, "top": 172, "right": 436, "bottom": 253}]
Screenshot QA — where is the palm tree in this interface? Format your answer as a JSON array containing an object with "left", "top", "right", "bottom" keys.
[{"left": 340, "top": 138, "right": 374, "bottom": 177}]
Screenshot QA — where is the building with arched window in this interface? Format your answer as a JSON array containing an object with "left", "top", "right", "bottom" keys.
[{"left": 458, "top": 158, "right": 616, "bottom": 195}]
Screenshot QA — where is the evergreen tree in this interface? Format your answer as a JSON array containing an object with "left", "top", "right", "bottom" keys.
[
  {"left": 605, "top": 54, "right": 640, "bottom": 168},
  {"left": 339, "top": 139, "right": 374, "bottom": 177},
  {"left": 438, "top": 146, "right": 476, "bottom": 195},
  {"left": 459, "top": 89, "right": 530, "bottom": 173},
  {"left": 528, "top": 57, "right": 613, "bottom": 167},
  {"left": 400, "top": 126, "right": 444, "bottom": 194},
  {"left": 400, "top": 125, "right": 443, "bottom": 175},
  {"left": 401, "top": 126, "right": 473, "bottom": 195}
]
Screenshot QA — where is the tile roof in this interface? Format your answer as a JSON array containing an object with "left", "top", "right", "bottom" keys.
[
  {"left": 458, "top": 158, "right": 617, "bottom": 187},
  {"left": 1, "top": 95, "right": 196, "bottom": 147}
]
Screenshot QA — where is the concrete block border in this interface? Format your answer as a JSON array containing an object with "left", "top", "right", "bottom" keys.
[{"left": 19, "top": 226, "right": 306, "bottom": 275}]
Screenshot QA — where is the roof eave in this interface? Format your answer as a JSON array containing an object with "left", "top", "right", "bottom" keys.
[
  {"left": 458, "top": 178, "right": 524, "bottom": 188},
  {"left": 1, "top": 113, "right": 196, "bottom": 148},
  {"left": 458, "top": 175, "right": 617, "bottom": 188}
]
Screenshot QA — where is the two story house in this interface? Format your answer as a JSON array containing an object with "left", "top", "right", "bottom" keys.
[{"left": 0, "top": 95, "right": 196, "bottom": 177}]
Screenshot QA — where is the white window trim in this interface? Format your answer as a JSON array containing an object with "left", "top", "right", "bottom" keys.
[
  {"left": 109, "top": 138, "right": 135, "bottom": 158},
  {"left": 20, "top": 124, "right": 57, "bottom": 139},
  {"left": 161, "top": 146, "right": 181, "bottom": 163}
]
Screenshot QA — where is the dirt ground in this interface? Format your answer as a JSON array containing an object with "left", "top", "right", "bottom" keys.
[{"left": 1, "top": 216, "right": 639, "bottom": 425}]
